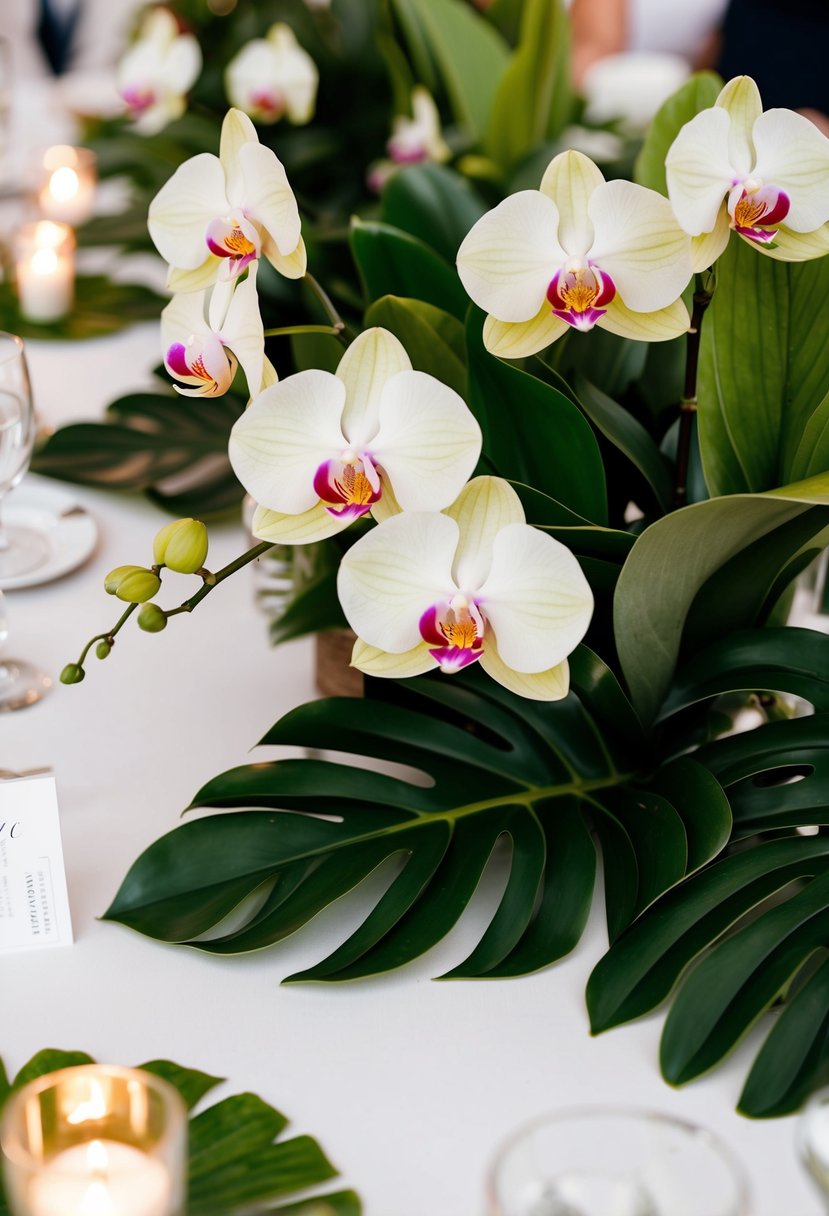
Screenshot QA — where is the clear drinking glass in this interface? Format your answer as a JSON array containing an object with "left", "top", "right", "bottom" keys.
[
  {"left": 0, "top": 333, "right": 47, "bottom": 577},
  {"left": 0, "top": 589, "right": 50, "bottom": 710},
  {"left": 486, "top": 1108, "right": 751, "bottom": 1216},
  {"left": 798, "top": 1087, "right": 829, "bottom": 1209}
]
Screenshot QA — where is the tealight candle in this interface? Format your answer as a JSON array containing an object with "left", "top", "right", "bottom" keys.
[
  {"left": 0, "top": 1065, "right": 186, "bottom": 1216},
  {"left": 15, "top": 221, "right": 75, "bottom": 323},
  {"left": 37, "top": 146, "right": 97, "bottom": 227}
]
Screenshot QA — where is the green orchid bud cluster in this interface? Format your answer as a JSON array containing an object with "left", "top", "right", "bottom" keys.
[{"left": 60, "top": 517, "right": 223, "bottom": 686}]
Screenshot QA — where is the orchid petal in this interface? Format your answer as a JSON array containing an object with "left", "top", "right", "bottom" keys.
[
  {"left": 480, "top": 646, "right": 570, "bottom": 702},
  {"left": 220, "top": 270, "right": 265, "bottom": 395},
  {"left": 370, "top": 371, "right": 481, "bottom": 511},
  {"left": 262, "top": 357, "right": 279, "bottom": 388},
  {"left": 483, "top": 306, "right": 569, "bottom": 358},
  {"left": 588, "top": 179, "right": 692, "bottom": 311},
  {"left": 148, "top": 154, "right": 229, "bottom": 270},
  {"left": 165, "top": 33, "right": 201, "bottom": 94},
  {"left": 239, "top": 141, "right": 302, "bottom": 255},
  {"left": 751, "top": 109, "right": 829, "bottom": 233},
  {"left": 229, "top": 370, "right": 346, "bottom": 514},
  {"left": 690, "top": 205, "right": 731, "bottom": 271},
  {"left": 477, "top": 524, "right": 593, "bottom": 673},
  {"left": 445, "top": 476, "right": 525, "bottom": 592},
  {"left": 665, "top": 106, "right": 734, "bottom": 236},
  {"left": 251, "top": 500, "right": 350, "bottom": 545},
  {"left": 160, "top": 289, "right": 208, "bottom": 354},
  {"left": 755, "top": 222, "right": 829, "bottom": 262},
  {"left": 337, "top": 512, "right": 458, "bottom": 654},
  {"left": 268, "top": 25, "right": 319, "bottom": 124},
  {"left": 456, "top": 191, "right": 566, "bottom": 323},
  {"left": 716, "top": 75, "right": 762, "bottom": 178},
  {"left": 219, "top": 108, "right": 258, "bottom": 208},
  {"left": 598, "top": 295, "right": 690, "bottom": 342},
  {"left": 539, "top": 150, "right": 605, "bottom": 257},
  {"left": 370, "top": 476, "right": 403, "bottom": 523},
  {"left": 336, "top": 327, "right": 411, "bottom": 445},
  {"left": 263, "top": 234, "right": 307, "bottom": 279},
  {"left": 167, "top": 259, "right": 220, "bottom": 293},
  {"left": 351, "top": 639, "right": 438, "bottom": 678}
]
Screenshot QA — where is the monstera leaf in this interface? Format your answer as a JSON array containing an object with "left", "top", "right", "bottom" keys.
[
  {"left": 104, "top": 651, "right": 731, "bottom": 981},
  {"left": 0, "top": 1050, "right": 359, "bottom": 1216}
]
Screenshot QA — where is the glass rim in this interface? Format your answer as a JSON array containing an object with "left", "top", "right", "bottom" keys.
[
  {"left": 0, "top": 333, "right": 26, "bottom": 367},
  {"left": 0, "top": 1063, "right": 187, "bottom": 1169},
  {"left": 485, "top": 1105, "right": 752, "bottom": 1216}
]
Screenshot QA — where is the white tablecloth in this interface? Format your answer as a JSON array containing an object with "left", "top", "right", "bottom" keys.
[{"left": 0, "top": 320, "right": 820, "bottom": 1215}]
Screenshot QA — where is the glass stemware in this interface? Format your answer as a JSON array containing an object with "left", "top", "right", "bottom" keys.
[
  {"left": 798, "top": 1088, "right": 829, "bottom": 1209},
  {"left": 486, "top": 1108, "right": 751, "bottom": 1216},
  {"left": 0, "top": 332, "right": 48, "bottom": 579},
  {"left": 0, "top": 590, "right": 50, "bottom": 711}
]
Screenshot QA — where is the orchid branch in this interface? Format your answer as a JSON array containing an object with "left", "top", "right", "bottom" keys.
[{"left": 673, "top": 271, "right": 715, "bottom": 510}]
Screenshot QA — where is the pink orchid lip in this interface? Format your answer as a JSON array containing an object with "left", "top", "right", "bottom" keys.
[
  {"left": 165, "top": 337, "right": 233, "bottom": 397},
  {"left": 205, "top": 216, "right": 261, "bottom": 273},
  {"left": 314, "top": 453, "right": 382, "bottom": 520},
  {"left": 387, "top": 140, "right": 427, "bottom": 166},
  {"left": 728, "top": 183, "right": 790, "bottom": 244},
  {"left": 250, "top": 89, "right": 285, "bottom": 118},
  {"left": 165, "top": 341, "right": 191, "bottom": 379},
  {"left": 121, "top": 85, "right": 156, "bottom": 113},
  {"left": 547, "top": 264, "right": 616, "bottom": 332},
  {"left": 419, "top": 598, "right": 485, "bottom": 675}
]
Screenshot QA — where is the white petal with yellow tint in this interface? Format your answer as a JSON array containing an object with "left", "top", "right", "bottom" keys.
[
  {"left": 219, "top": 108, "right": 257, "bottom": 207},
  {"left": 716, "top": 75, "right": 762, "bottom": 178},
  {"left": 252, "top": 501, "right": 349, "bottom": 545},
  {"left": 540, "top": 150, "right": 604, "bottom": 257},
  {"left": 264, "top": 234, "right": 307, "bottom": 280},
  {"left": 757, "top": 222, "right": 829, "bottom": 262},
  {"left": 220, "top": 270, "right": 265, "bottom": 395},
  {"left": 268, "top": 25, "right": 319, "bottom": 124},
  {"left": 337, "top": 512, "right": 458, "bottom": 654},
  {"left": 588, "top": 179, "right": 692, "bottom": 311},
  {"left": 351, "top": 639, "right": 438, "bottom": 679},
  {"left": 160, "top": 288, "right": 208, "bottom": 354},
  {"left": 229, "top": 370, "right": 346, "bottom": 514},
  {"left": 456, "top": 191, "right": 565, "bottom": 323},
  {"left": 370, "top": 477, "right": 402, "bottom": 523},
  {"left": 665, "top": 106, "right": 734, "bottom": 236},
  {"left": 480, "top": 646, "right": 570, "bottom": 702},
  {"left": 598, "top": 295, "right": 690, "bottom": 342},
  {"left": 167, "top": 259, "right": 220, "bottom": 293},
  {"left": 445, "top": 476, "right": 524, "bottom": 591},
  {"left": 690, "top": 206, "right": 731, "bottom": 271},
  {"left": 752, "top": 109, "right": 829, "bottom": 232},
  {"left": 370, "top": 371, "right": 481, "bottom": 511},
  {"left": 337, "top": 327, "right": 411, "bottom": 443},
  {"left": 239, "top": 141, "right": 302, "bottom": 255},
  {"left": 483, "top": 306, "right": 569, "bottom": 358},
  {"left": 148, "top": 154, "right": 228, "bottom": 269},
  {"left": 477, "top": 523, "right": 593, "bottom": 673},
  {"left": 165, "top": 33, "right": 201, "bottom": 98}
]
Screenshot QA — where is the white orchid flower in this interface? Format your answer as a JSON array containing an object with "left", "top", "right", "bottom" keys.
[
  {"left": 456, "top": 150, "right": 692, "bottom": 359},
  {"left": 161, "top": 272, "right": 266, "bottom": 398},
  {"left": 228, "top": 328, "right": 482, "bottom": 546},
  {"left": 388, "top": 87, "right": 450, "bottom": 166},
  {"left": 666, "top": 76, "right": 829, "bottom": 269},
  {"left": 148, "top": 108, "right": 304, "bottom": 294},
  {"left": 225, "top": 24, "right": 318, "bottom": 127},
  {"left": 116, "top": 8, "right": 201, "bottom": 135},
  {"left": 337, "top": 477, "right": 594, "bottom": 701}
]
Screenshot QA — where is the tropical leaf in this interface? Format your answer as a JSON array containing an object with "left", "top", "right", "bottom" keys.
[
  {"left": 634, "top": 72, "right": 722, "bottom": 195},
  {"left": 365, "top": 296, "right": 466, "bottom": 395},
  {"left": 104, "top": 658, "right": 727, "bottom": 980},
  {"left": 380, "top": 163, "right": 487, "bottom": 262},
  {"left": 0, "top": 1050, "right": 359, "bottom": 1216},
  {"left": 350, "top": 219, "right": 469, "bottom": 318}
]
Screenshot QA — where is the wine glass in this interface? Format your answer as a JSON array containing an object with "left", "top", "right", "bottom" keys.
[
  {"left": 0, "top": 589, "right": 50, "bottom": 711},
  {"left": 0, "top": 332, "right": 49, "bottom": 579},
  {"left": 486, "top": 1108, "right": 751, "bottom": 1216},
  {"left": 798, "top": 1087, "right": 829, "bottom": 1208}
]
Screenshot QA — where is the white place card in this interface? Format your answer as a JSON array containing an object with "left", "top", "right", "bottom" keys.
[{"left": 0, "top": 775, "right": 73, "bottom": 952}]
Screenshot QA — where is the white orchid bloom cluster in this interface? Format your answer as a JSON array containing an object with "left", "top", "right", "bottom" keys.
[
  {"left": 225, "top": 24, "right": 319, "bottom": 127},
  {"left": 116, "top": 7, "right": 202, "bottom": 135}
]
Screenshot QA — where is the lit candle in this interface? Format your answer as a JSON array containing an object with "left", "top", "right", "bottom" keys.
[
  {"left": 15, "top": 221, "right": 75, "bottom": 323},
  {"left": 29, "top": 1140, "right": 171, "bottom": 1216},
  {"left": 37, "top": 146, "right": 97, "bottom": 226}
]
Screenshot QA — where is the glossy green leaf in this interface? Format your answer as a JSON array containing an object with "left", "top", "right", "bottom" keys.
[
  {"left": 138, "top": 1060, "right": 223, "bottom": 1111},
  {"left": 350, "top": 220, "right": 469, "bottom": 318},
  {"left": 365, "top": 296, "right": 466, "bottom": 395},
  {"left": 698, "top": 237, "right": 829, "bottom": 496},
  {"left": 381, "top": 163, "right": 487, "bottom": 261},
  {"left": 270, "top": 569, "right": 348, "bottom": 647},
  {"left": 614, "top": 474, "right": 829, "bottom": 723},
  {"left": 634, "top": 72, "right": 722, "bottom": 195},
  {"left": 485, "top": 0, "right": 526, "bottom": 44},
  {"left": 789, "top": 388, "right": 829, "bottom": 482},
  {"left": 485, "top": 0, "right": 572, "bottom": 168},
  {"left": 467, "top": 309, "right": 608, "bottom": 524}
]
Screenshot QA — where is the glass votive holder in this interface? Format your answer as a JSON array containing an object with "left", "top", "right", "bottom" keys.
[
  {"left": 15, "top": 221, "right": 75, "bottom": 323},
  {"left": 36, "top": 146, "right": 97, "bottom": 227},
  {"left": 486, "top": 1108, "right": 751, "bottom": 1216},
  {"left": 0, "top": 1064, "right": 187, "bottom": 1216},
  {"left": 798, "top": 1087, "right": 829, "bottom": 1207}
]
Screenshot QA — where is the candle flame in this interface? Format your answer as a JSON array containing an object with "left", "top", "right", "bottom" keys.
[
  {"left": 86, "top": 1139, "right": 110, "bottom": 1175},
  {"left": 49, "top": 166, "right": 80, "bottom": 203},
  {"left": 31, "top": 248, "right": 59, "bottom": 276},
  {"left": 34, "top": 221, "right": 71, "bottom": 249}
]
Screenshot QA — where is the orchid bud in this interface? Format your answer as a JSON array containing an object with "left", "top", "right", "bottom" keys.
[
  {"left": 105, "top": 565, "right": 161, "bottom": 603},
  {"left": 137, "top": 603, "right": 168, "bottom": 633},
  {"left": 153, "top": 518, "right": 208, "bottom": 573},
  {"left": 96, "top": 641, "right": 111, "bottom": 660},
  {"left": 60, "top": 663, "right": 85, "bottom": 685}
]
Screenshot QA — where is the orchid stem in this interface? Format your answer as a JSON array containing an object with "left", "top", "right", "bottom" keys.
[
  {"left": 303, "top": 272, "right": 354, "bottom": 345},
  {"left": 263, "top": 324, "right": 345, "bottom": 338},
  {"left": 673, "top": 275, "right": 715, "bottom": 510},
  {"left": 76, "top": 603, "right": 138, "bottom": 666},
  {"left": 163, "top": 541, "right": 276, "bottom": 619}
]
